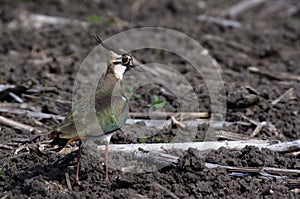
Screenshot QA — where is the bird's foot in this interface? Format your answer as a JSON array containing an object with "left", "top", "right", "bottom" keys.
[{"left": 76, "top": 177, "right": 81, "bottom": 186}]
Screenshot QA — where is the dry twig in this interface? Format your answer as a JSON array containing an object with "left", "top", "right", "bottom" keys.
[
  {"left": 291, "top": 188, "right": 300, "bottom": 194},
  {"left": 129, "top": 112, "right": 209, "bottom": 120},
  {"left": 271, "top": 88, "right": 294, "bottom": 106},
  {"left": 197, "top": 15, "right": 242, "bottom": 28},
  {"left": 0, "top": 103, "right": 38, "bottom": 111},
  {"left": 241, "top": 115, "right": 263, "bottom": 137},
  {"left": 226, "top": 0, "right": 267, "bottom": 18},
  {"left": 249, "top": 67, "right": 300, "bottom": 82},
  {"left": 0, "top": 144, "right": 14, "bottom": 150},
  {"left": 171, "top": 116, "right": 186, "bottom": 129},
  {"left": 23, "top": 94, "right": 72, "bottom": 105},
  {"left": 65, "top": 173, "right": 73, "bottom": 191},
  {"left": 0, "top": 115, "right": 38, "bottom": 133},
  {"left": 97, "top": 139, "right": 272, "bottom": 152},
  {"left": 8, "top": 92, "right": 24, "bottom": 103},
  {"left": 215, "top": 130, "right": 252, "bottom": 141},
  {"left": 266, "top": 140, "right": 300, "bottom": 152},
  {"left": 0, "top": 107, "right": 64, "bottom": 120},
  {"left": 9, "top": 11, "right": 89, "bottom": 29},
  {"left": 0, "top": 85, "right": 15, "bottom": 92},
  {"left": 206, "top": 163, "right": 300, "bottom": 176},
  {"left": 97, "top": 139, "right": 300, "bottom": 153}
]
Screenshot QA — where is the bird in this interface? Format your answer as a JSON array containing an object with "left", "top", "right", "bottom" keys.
[{"left": 48, "top": 36, "right": 136, "bottom": 185}]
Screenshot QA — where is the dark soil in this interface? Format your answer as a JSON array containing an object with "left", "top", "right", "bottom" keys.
[{"left": 1, "top": 0, "right": 300, "bottom": 198}]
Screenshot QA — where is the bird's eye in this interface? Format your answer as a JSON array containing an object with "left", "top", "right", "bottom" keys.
[{"left": 122, "top": 54, "right": 131, "bottom": 65}]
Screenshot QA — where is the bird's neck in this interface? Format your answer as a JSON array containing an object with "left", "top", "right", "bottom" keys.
[
  {"left": 112, "top": 64, "right": 127, "bottom": 80},
  {"left": 98, "top": 67, "right": 124, "bottom": 97}
]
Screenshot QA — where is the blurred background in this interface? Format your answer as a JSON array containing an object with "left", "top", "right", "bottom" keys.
[{"left": 0, "top": 0, "right": 300, "bottom": 198}]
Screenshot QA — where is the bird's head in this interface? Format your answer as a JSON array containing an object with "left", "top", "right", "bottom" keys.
[
  {"left": 92, "top": 34, "right": 139, "bottom": 79},
  {"left": 108, "top": 51, "right": 135, "bottom": 80}
]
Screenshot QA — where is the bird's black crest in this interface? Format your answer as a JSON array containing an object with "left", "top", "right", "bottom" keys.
[{"left": 92, "top": 34, "right": 123, "bottom": 54}]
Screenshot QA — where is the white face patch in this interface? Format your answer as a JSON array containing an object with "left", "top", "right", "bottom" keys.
[
  {"left": 113, "top": 64, "right": 127, "bottom": 80},
  {"left": 121, "top": 96, "right": 127, "bottom": 101}
]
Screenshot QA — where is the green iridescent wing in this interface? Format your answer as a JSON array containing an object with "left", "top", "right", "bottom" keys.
[{"left": 56, "top": 95, "right": 128, "bottom": 140}]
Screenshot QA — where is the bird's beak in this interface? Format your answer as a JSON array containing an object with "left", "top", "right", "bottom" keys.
[{"left": 125, "top": 63, "right": 136, "bottom": 72}]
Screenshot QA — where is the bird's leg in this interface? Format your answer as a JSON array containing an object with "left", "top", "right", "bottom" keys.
[
  {"left": 104, "top": 140, "right": 109, "bottom": 181},
  {"left": 76, "top": 140, "right": 82, "bottom": 185}
]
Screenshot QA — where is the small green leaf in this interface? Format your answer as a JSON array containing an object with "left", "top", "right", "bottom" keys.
[
  {"left": 153, "top": 95, "right": 160, "bottom": 103},
  {"left": 139, "top": 137, "right": 147, "bottom": 143},
  {"left": 148, "top": 95, "right": 166, "bottom": 109},
  {"left": 153, "top": 101, "right": 166, "bottom": 108},
  {"left": 0, "top": 164, "right": 5, "bottom": 176},
  {"left": 87, "top": 15, "right": 103, "bottom": 23},
  {"left": 214, "top": 113, "right": 223, "bottom": 120},
  {"left": 134, "top": 94, "right": 141, "bottom": 101},
  {"left": 126, "top": 86, "right": 133, "bottom": 93}
]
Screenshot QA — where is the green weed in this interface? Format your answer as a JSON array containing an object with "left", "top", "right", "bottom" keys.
[
  {"left": 147, "top": 95, "right": 166, "bottom": 109},
  {"left": 139, "top": 137, "right": 147, "bottom": 143}
]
